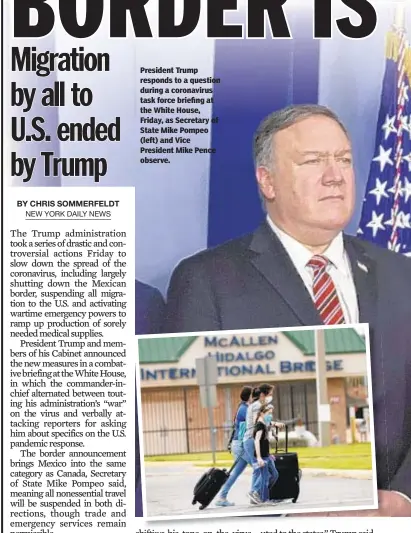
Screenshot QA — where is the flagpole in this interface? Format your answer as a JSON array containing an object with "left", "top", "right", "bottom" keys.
[
  {"left": 388, "top": 1, "right": 408, "bottom": 252},
  {"left": 394, "top": 1, "right": 406, "bottom": 29}
]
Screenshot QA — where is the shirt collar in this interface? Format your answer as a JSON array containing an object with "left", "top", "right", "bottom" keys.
[
  {"left": 322, "top": 232, "right": 346, "bottom": 271},
  {"left": 266, "top": 215, "right": 346, "bottom": 272}
]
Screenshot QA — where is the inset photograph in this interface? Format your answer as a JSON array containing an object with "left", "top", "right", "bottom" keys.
[{"left": 136, "top": 324, "right": 377, "bottom": 520}]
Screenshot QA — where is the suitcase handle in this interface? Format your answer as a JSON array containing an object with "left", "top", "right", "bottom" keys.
[
  {"left": 227, "top": 455, "right": 241, "bottom": 475},
  {"left": 274, "top": 424, "right": 288, "bottom": 453}
]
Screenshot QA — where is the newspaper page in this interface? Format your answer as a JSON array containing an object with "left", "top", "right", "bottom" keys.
[{"left": 2, "top": 1, "right": 411, "bottom": 533}]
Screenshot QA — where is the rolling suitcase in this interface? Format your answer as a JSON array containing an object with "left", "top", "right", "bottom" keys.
[
  {"left": 269, "top": 426, "right": 301, "bottom": 503},
  {"left": 192, "top": 457, "right": 239, "bottom": 510}
]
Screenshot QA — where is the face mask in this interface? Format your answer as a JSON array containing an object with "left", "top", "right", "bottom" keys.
[
  {"left": 265, "top": 395, "right": 273, "bottom": 404},
  {"left": 264, "top": 414, "right": 273, "bottom": 425}
]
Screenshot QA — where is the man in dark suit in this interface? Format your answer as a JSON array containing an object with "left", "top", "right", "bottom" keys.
[
  {"left": 135, "top": 280, "right": 165, "bottom": 516},
  {"left": 163, "top": 104, "right": 411, "bottom": 515},
  {"left": 135, "top": 280, "right": 165, "bottom": 335}
]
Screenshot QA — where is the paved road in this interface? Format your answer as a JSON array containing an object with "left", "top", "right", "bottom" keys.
[{"left": 144, "top": 464, "right": 376, "bottom": 520}]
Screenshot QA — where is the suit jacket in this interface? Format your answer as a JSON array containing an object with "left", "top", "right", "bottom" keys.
[
  {"left": 163, "top": 221, "right": 411, "bottom": 499},
  {"left": 135, "top": 280, "right": 165, "bottom": 335},
  {"left": 134, "top": 281, "right": 165, "bottom": 516}
]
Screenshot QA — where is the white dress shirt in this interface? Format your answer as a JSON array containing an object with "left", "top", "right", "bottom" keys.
[{"left": 266, "top": 216, "right": 359, "bottom": 323}]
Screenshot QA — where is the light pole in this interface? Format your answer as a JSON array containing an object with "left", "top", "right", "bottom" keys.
[{"left": 315, "top": 329, "right": 331, "bottom": 447}]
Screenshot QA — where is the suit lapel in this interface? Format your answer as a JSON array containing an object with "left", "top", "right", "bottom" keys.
[
  {"left": 248, "top": 224, "right": 379, "bottom": 327},
  {"left": 249, "top": 222, "right": 323, "bottom": 326},
  {"left": 343, "top": 235, "right": 378, "bottom": 327},
  {"left": 343, "top": 236, "right": 382, "bottom": 402}
]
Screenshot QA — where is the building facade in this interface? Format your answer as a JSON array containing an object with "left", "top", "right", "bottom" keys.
[{"left": 137, "top": 328, "right": 369, "bottom": 455}]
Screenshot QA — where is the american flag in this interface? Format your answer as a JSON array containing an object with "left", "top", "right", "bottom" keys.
[{"left": 357, "top": 28, "right": 411, "bottom": 256}]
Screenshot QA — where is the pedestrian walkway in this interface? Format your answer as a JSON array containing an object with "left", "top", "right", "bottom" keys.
[{"left": 144, "top": 463, "right": 376, "bottom": 519}]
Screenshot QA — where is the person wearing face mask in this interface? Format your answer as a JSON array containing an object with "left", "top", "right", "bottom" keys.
[
  {"left": 251, "top": 404, "right": 280, "bottom": 504},
  {"left": 242, "top": 384, "right": 284, "bottom": 504},
  {"left": 243, "top": 384, "right": 273, "bottom": 464},
  {"left": 215, "top": 385, "right": 253, "bottom": 507}
]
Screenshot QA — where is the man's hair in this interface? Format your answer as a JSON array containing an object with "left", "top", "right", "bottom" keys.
[
  {"left": 240, "top": 385, "right": 253, "bottom": 402},
  {"left": 251, "top": 387, "right": 261, "bottom": 402},
  {"left": 253, "top": 104, "right": 350, "bottom": 169}
]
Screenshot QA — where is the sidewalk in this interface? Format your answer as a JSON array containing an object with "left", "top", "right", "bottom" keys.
[
  {"left": 144, "top": 462, "right": 375, "bottom": 518},
  {"left": 144, "top": 461, "right": 373, "bottom": 480}
]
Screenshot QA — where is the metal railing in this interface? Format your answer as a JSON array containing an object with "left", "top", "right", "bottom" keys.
[{"left": 143, "top": 419, "right": 320, "bottom": 456}]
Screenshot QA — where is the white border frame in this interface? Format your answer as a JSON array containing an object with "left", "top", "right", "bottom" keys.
[{"left": 135, "top": 323, "right": 377, "bottom": 521}]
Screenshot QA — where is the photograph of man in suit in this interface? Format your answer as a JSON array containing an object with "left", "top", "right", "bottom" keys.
[
  {"left": 163, "top": 104, "right": 411, "bottom": 516},
  {"left": 135, "top": 280, "right": 165, "bottom": 335},
  {"left": 135, "top": 280, "right": 165, "bottom": 516}
]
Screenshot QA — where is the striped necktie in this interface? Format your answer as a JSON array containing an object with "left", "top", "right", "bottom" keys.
[{"left": 307, "top": 255, "right": 345, "bottom": 325}]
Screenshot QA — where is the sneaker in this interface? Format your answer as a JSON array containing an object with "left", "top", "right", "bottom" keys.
[
  {"left": 249, "top": 491, "right": 263, "bottom": 505},
  {"left": 215, "top": 498, "right": 235, "bottom": 507},
  {"left": 269, "top": 499, "right": 282, "bottom": 505},
  {"left": 248, "top": 491, "right": 257, "bottom": 504}
]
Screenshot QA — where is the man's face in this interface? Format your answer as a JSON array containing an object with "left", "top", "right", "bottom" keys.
[{"left": 257, "top": 115, "right": 355, "bottom": 244}]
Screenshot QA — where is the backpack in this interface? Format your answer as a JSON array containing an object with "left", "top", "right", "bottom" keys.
[
  {"left": 227, "top": 402, "right": 243, "bottom": 451},
  {"left": 237, "top": 420, "right": 247, "bottom": 441}
]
